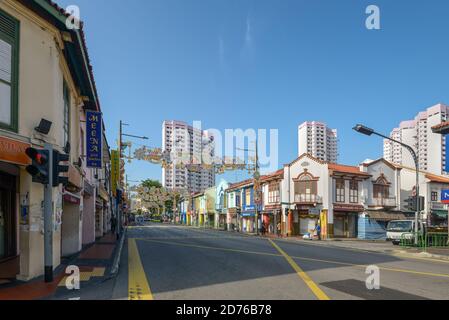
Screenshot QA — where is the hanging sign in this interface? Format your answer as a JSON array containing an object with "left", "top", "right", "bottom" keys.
[
  {"left": 86, "top": 111, "right": 102, "bottom": 168},
  {"left": 111, "top": 149, "right": 119, "bottom": 196}
]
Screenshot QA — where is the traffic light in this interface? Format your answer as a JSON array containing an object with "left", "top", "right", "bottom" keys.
[
  {"left": 404, "top": 197, "right": 416, "bottom": 212},
  {"left": 52, "top": 150, "right": 69, "bottom": 187},
  {"left": 25, "top": 147, "right": 50, "bottom": 184},
  {"left": 404, "top": 196, "right": 425, "bottom": 212}
]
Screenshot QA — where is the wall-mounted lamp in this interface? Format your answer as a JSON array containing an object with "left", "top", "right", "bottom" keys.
[{"left": 35, "top": 119, "right": 52, "bottom": 135}]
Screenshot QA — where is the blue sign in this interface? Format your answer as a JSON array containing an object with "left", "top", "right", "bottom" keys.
[
  {"left": 86, "top": 111, "right": 102, "bottom": 168},
  {"left": 441, "top": 189, "right": 449, "bottom": 204}
]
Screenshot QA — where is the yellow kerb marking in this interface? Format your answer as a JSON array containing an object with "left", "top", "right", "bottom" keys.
[{"left": 128, "top": 239, "right": 153, "bottom": 300}]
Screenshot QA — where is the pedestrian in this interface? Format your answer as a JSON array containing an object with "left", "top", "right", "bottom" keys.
[
  {"left": 277, "top": 222, "right": 281, "bottom": 237},
  {"left": 315, "top": 223, "right": 321, "bottom": 240}
]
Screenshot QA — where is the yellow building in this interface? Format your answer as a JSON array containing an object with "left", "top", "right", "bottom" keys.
[{"left": 0, "top": 0, "right": 105, "bottom": 281}]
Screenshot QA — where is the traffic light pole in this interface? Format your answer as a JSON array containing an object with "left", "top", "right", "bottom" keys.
[{"left": 44, "top": 143, "right": 53, "bottom": 283}]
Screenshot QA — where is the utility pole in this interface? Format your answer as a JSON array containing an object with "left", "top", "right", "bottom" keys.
[
  {"left": 117, "top": 120, "right": 149, "bottom": 231},
  {"left": 254, "top": 139, "right": 261, "bottom": 236},
  {"left": 43, "top": 143, "right": 53, "bottom": 283},
  {"left": 354, "top": 124, "right": 421, "bottom": 245}
]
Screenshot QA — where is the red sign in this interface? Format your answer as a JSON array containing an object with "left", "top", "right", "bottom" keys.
[{"left": 0, "top": 136, "right": 31, "bottom": 166}]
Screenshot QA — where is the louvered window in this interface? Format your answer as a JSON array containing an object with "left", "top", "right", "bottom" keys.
[{"left": 0, "top": 9, "right": 19, "bottom": 131}]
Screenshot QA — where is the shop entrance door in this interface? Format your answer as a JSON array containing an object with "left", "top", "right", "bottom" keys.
[{"left": 0, "top": 172, "right": 16, "bottom": 261}]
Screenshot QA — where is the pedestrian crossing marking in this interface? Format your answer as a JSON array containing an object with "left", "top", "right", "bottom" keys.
[
  {"left": 268, "top": 239, "right": 330, "bottom": 300},
  {"left": 128, "top": 238, "right": 153, "bottom": 300}
]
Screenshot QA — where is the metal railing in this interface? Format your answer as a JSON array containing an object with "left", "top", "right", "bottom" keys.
[
  {"left": 400, "top": 232, "right": 448, "bottom": 250},
  {"left": 371, "top": 197, "right": 397, "bottom": 207}
]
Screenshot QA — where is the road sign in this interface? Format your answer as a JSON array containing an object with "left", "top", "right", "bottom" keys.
[{"left": 441, "top": 190, "right": 449, "bottom": 204}]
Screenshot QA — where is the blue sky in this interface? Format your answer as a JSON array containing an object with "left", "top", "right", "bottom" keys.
[{"left": 58, "top": 0, "right": 449, "bottom": 186}]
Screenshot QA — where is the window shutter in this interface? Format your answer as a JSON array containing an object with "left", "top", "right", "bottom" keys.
[
  {"left": 0, "top": 9, "right": 18, "bottom": 131},
  {"left": 0, "top": 10, "right": 16, "bottom": 40},
  {"left": 0, "top": 39, "right": 11, "bottom": 82}
]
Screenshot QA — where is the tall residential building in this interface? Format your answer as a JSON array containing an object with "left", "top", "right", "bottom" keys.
[
  {"left": 162, "top": 120, "right": 215, "bottom": 193},
  {"left": 298, "top": 121, "right": 338, "bottom": 163},
  {"left": 384, "top": 103, "right": 449, "bottom": 175}
]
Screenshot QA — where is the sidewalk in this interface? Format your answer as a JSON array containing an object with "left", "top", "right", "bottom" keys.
[{"left": 0, "top": 233, "right": 121, "bottom": 300}]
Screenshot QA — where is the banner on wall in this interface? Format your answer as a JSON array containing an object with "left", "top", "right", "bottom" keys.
[
  {"left": 86, "top": 111, "right": 103, "bottom": 168},
  {"left": 111, "top": 149, "right": 119, "bottom": 196}
]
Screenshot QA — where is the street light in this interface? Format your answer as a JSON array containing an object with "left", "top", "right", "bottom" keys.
[{"left": 353, "top": 124, "right": 421, "bottom": 245}]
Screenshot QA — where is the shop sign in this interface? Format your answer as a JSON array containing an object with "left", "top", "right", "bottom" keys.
[
  {"left": 86, "top": 111, "right": 103, "bottom": 168},
  {"left": 0, "top": 136, "right": 31, "bottom": 166},
  {"left": 111, "top": 149, "right": 119, "bottom": 196}
]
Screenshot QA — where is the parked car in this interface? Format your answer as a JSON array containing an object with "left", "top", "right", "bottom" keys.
[{"left": 386, "top": 220, "right": 427, "bottom": 245}]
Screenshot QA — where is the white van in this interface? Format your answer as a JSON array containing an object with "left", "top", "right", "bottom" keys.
[{"left": 386, "top": 220, "right": 426, "bottom": 245}]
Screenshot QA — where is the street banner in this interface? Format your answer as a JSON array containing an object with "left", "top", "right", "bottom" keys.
[
  {"left": 111, "top": 149, "right": 119, "bottom": 196},
  {"left": 86, "top": 111, "right": 102, "bottom": 168}
]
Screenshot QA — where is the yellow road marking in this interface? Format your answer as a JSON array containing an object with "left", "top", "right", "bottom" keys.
[
  {"left": 268, "top": 239, "right": 330, "bottom": 300},
  {"left": 128, "top": 239, "right": 153, "bottom": 300},
  {"left": 137, "top": 238, "right": 449, "bottom": 279}
]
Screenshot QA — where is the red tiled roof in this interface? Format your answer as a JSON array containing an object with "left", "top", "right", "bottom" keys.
[
  {"left": 261, "top": 169, "right": 284, "bottom": 182},
  {"left": 425, "top": 173, "right": 449, "bottom": 184},
  {"left": 432, "top": 121, "right": 449, "bottom": 132},
  {"left": 328, "top": 163, "right": 371, "bottom": 177},
  {"left": 227, "top": 179, "right": 253, "bottom": 191}
]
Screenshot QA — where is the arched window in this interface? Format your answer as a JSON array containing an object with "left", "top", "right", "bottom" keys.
[
  {"left": 294, "top": 171, "right": 318, "bottom": 202},
  {"left": 373, "top": 175, "right": 390, "bottom": 199}
]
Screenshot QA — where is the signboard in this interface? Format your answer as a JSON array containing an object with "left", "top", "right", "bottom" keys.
[
  {"left": 111, "top": 149, "right": 119, "bottom": 196},
  {"left": 309, "top": 208, "right": 321, "bottom": 215},
  {"left": 0, "top": 136, "right": 31, "bottom": 166},
  {"left": 86, "top": 111, "right": 102, "bottom": 168},
  {"left": 441, "top": 189, "right": 449, "bottom": 204}
]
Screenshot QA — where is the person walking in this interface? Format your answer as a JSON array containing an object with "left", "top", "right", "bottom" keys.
[
  {"left": 277, "top": 222, "right": 281, "bottom": 238},
  {"left": 315, "top": 223, "right": 321, "bottom": 240}
]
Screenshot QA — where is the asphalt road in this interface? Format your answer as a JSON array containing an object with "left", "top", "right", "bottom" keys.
[{"left": 108, "top": 223, "right": 449, "bottom": 300}]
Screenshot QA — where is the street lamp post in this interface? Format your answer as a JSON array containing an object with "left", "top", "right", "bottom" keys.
[
  {"left": 118, "top": 120, "right": 149, "bottom": 232},
  {"left": 353, "top": 124, "right": 421, "bottom": 245}
]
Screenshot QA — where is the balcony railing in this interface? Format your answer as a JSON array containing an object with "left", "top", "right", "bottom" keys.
[
  {"left": 371, "top": 197, "right": 397, "bottom": 207},
  {"left": 294, "top": 194, "right": 322, "bottom": 204}
]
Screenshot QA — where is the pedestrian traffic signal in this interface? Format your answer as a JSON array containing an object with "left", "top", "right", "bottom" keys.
[
  {"left": 52, "top": 150, "right": 69, "bottom": 187},
  {"left": 25, "top": 147, "right": 50, "bottom": 185}
]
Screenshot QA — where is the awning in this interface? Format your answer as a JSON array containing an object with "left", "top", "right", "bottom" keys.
[
  {"left": 366, "top": 211, "right": 408, "bottom": 221},
  {"left": 432, "top": 210, "right": 448, "bottom": 218}
]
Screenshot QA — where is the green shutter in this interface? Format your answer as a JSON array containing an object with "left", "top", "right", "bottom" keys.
[{"left": 0, "top": 9, "right": 19, "bottom": 132}]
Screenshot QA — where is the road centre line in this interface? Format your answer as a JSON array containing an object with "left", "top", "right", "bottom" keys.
[{"left": 135, "top": 238, "right": 449, "bottom": 279}]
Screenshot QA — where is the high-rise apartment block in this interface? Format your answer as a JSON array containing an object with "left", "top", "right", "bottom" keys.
[
  {"left": 298, "top": 121, "right": 338, "bottom": 163},
  {"left": 162, "top": 120, "right": 215, "bottom": 193},
  {"left": 384, "top": 103, "right": 449, "bottom": 175}
]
